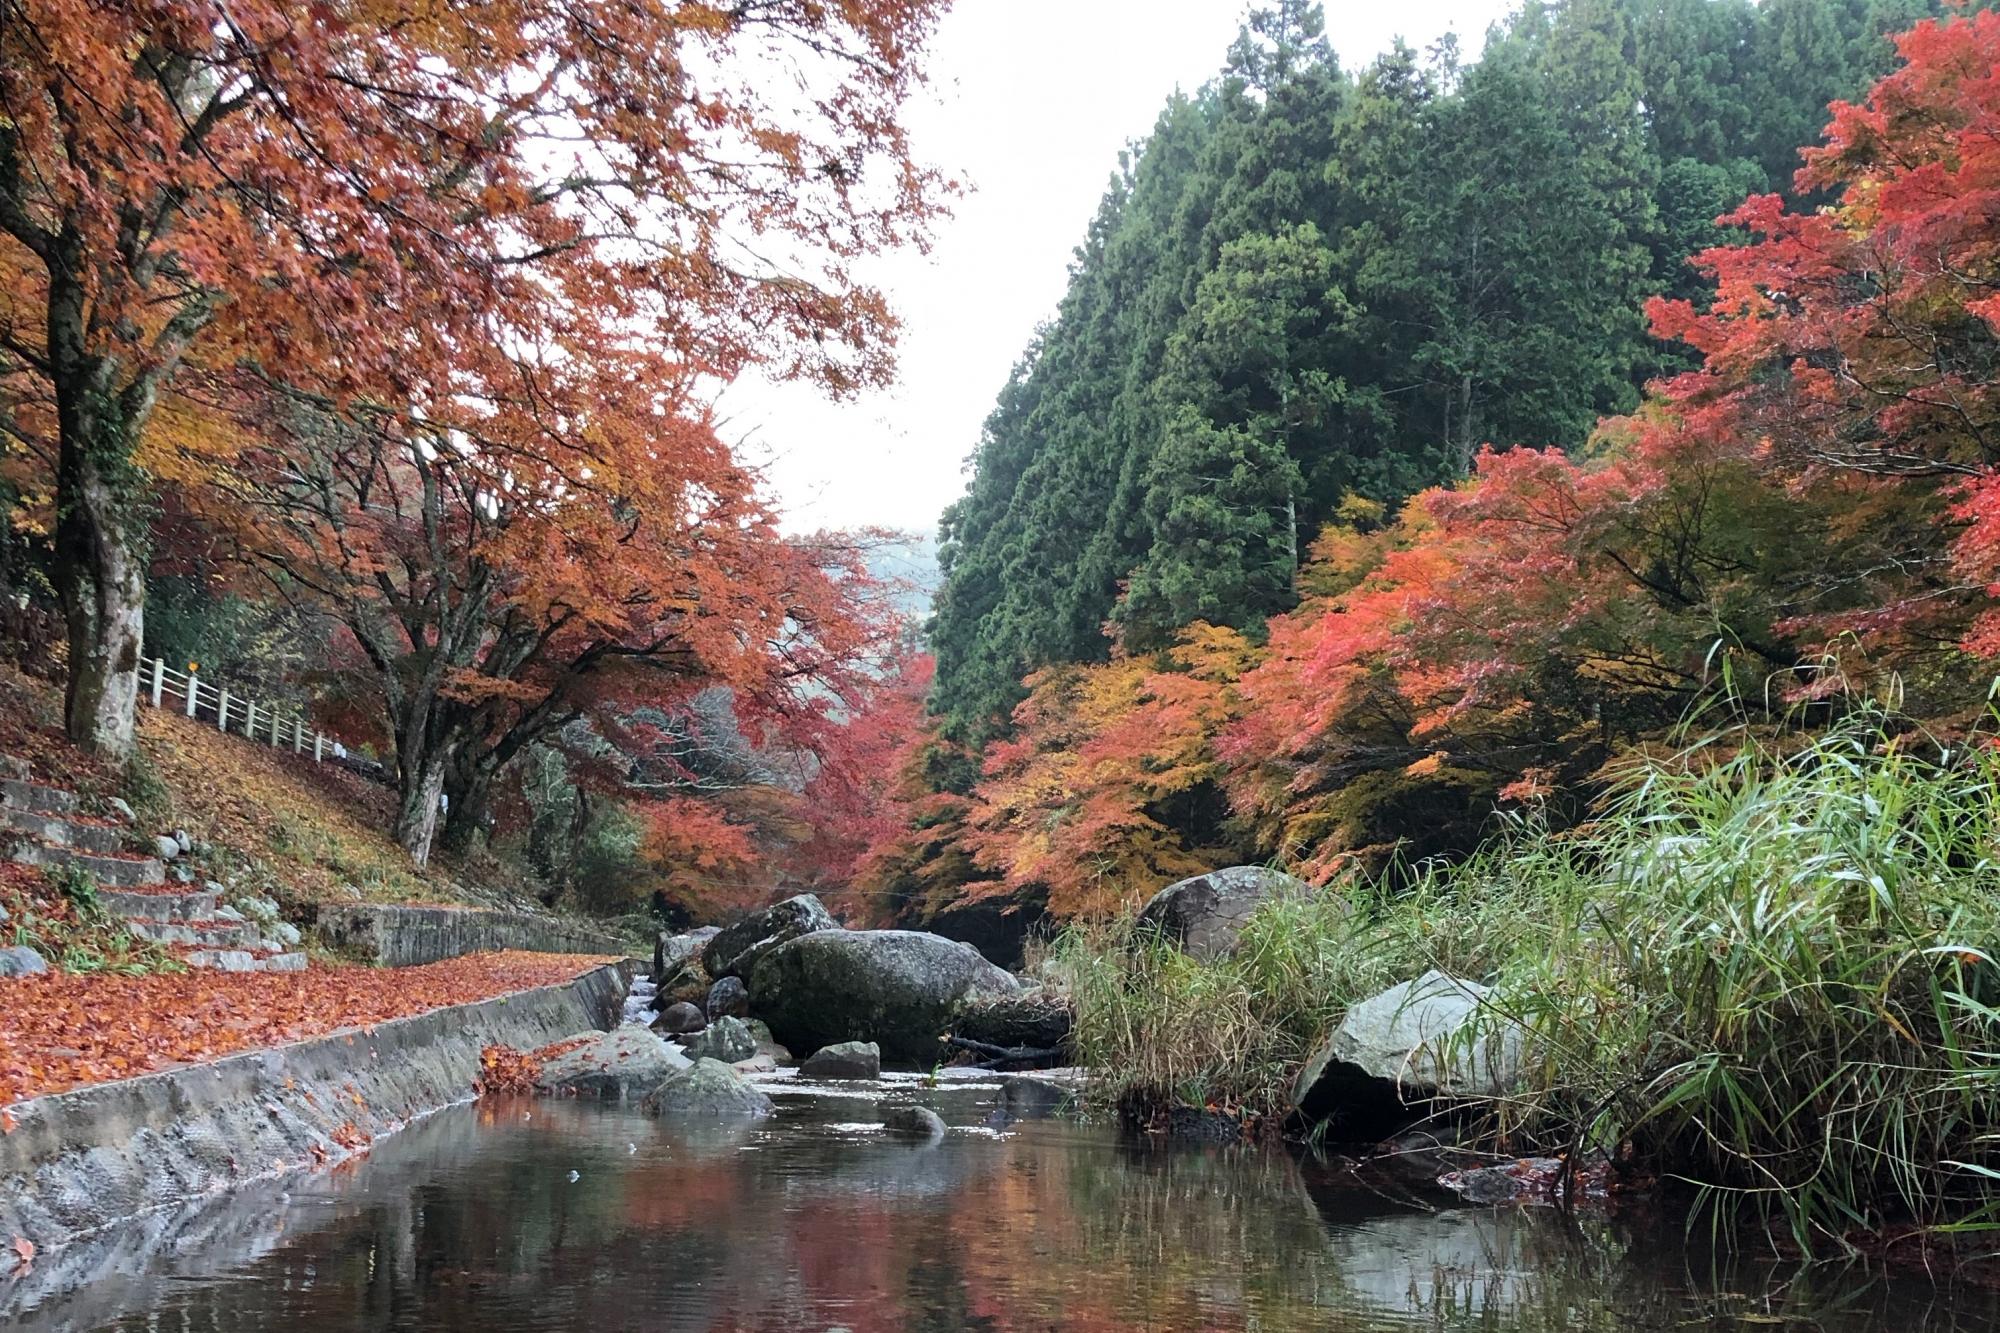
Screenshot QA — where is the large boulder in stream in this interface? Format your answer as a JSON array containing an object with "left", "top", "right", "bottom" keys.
[
  {"left": 535, "top": 1028, "right": 689, "bottom": 1100},
  {"left": 799, "top": 1041, "right": 881, "bottom": 1080},
  {"left": 645, "top": 1057, "right": 775, "bottom": 1118},
  {"left": 1291, "top": 971, "right": 1524, "bottom": 1134},
  {"left": 652, "top": 1001, "right": 707, "bottom": 1036},
  {"left": 1136, "top": 865, "right": 1320, "bottom": 961},
  {"left": 652, "top": 927, "right": 720, "bottom": 1003},
  {"left": 682, "top": 1015, "right": 757, "bottom": 1064},
  {"left": 702, "top": 893, "right": 838, "bottom": 981},
  {"left": 749, "top": 928, "right": 1023, "bottom": 1064}
]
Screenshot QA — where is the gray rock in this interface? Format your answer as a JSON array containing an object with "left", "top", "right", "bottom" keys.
[
  {"left": 272, "top": 921, "right": 302, "bottom": 948},
  {"left": 705, "top": 974, "right": 750, "bottom": 1020},
  {"left": 645, "top": 1057, "right": 775, "bottom": 1118},
  {"left": 1136, "top": 865, "right": 1319, "bottom": 962},
  {"left": 1292, "top": 971, "right": 1524, "bottom": 1125},
  {"left": 212, "top": 905, "right": 246, "bottom": 924},
  {"left": 744, "top": 1018, "right": 775, "bottom": 1045},
  {"left": 105, "top": 796, "right": 135, "bottom": 823},
  {"left": 880, "top": 1104, "right": 946, "bottom": 1140},
  {"left": 173, "top": 829, "right": 192, "bottom": 855},
  {"left": 750, "top": 928, "right": 1023, "bottom": 1064},
  {"left": 799, "top": 1040, "right": 881, "bottom": 1080},
  {"left": 536, "top": 1028, "right": 689, "bottom": 1100},
  {"left": 652, "top": 926, "right": 720, "bottom": 987},
  {"left": 0, "top": 945, "right": 49, "bottom": 978},
  {"left": 703, "top": 893, "right": 837, "bottom": 980},
  {"left": 152, "top": 833, "right": 181, "bottom": 861},
  {"left": 682, "top": 1015, "right": 756, "bottom": 1063},
  {"left": 652, "top": 1001, "right": 706, "bottom": 1035}
]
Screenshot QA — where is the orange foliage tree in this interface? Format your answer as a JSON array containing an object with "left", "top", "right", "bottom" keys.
[
  {"left": 955, "top": 624, "right": 1256, "bottom": 919},
  {"left": 0, "top": 0, "right": 948, "bottom": 783}
]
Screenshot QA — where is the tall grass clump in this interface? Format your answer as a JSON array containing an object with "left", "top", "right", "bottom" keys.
[
  {"left": 1053, "top": 883, "right": 1444, "bottom": 1117},
  {"left": 1448, "top": 714, "right": 2000, "bottom": 1249}
]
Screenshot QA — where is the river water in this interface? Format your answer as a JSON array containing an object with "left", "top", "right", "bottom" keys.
[{"left": 8, "top": 1068, "right": 2000, "bottom": 1332}]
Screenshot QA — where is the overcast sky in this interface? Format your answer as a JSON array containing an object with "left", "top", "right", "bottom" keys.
[{"left": 730, "top": 0, "right": 1518, "bottom": 539}]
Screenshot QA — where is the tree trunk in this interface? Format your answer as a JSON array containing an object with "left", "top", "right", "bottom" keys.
[
  {"left": 49, "top": 278, "right": 146, "bottom": 762},
  {"left": 438, "top": 751, "right": 496, "bottom": 856},
  {"left": 394, "top": 754, "right": 449, "bottom": 867}
]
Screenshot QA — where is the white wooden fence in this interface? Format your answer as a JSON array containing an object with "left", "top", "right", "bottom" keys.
[{"left": 135, "top": 655, "right": 357, "bottom": 767}]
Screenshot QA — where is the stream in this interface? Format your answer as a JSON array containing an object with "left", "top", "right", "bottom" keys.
[{"left": 7, "top": 1067, "right": 2000, "bottom": 1331}]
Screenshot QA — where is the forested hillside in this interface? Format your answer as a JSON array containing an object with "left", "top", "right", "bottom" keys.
[
  {"left": 858, "top": 0, "right": 2000, "bottom": 931},
  {"left": 930, "top": 0, "right": 1945, "bottom": 743}
]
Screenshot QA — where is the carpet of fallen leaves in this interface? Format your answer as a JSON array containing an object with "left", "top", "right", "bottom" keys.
[{"left": 0, "top": 950, "right": 615, "bottom": 1108}]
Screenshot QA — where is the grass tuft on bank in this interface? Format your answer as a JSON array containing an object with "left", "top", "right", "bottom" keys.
[{"left": 1054, "top": 712, "right": 2000, "bottom": 1249}]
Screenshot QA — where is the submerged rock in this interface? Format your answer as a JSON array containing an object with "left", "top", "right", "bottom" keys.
[
  {"left": 799, "top": 1040, "right": 881, "bottom": 1080},
  {"left": 1292, "top": 971, "right": 1524, "bottom": 1135},
  {"left": 652, "top": 1001, "right": 707, "bottom": 1036},
  {"left": 536, "top": 1028, "right": 689, "bottom": 1100},
  {"left": 703, "top": 894, "right": 837, "bottom": 980},
  {"left": 682, "top": 1015, "right": 757, "bottom": 1063},
  {"left": 1136, "top": 866, "right": 1321, "bottom": 961},
  {"left": 705, "top": 974, "right": 750, "bottom": 1020},
  {"left": 645, "top": 1057, "right": 775, "bottom": 1118},
  {"left": 999, "top": 1070, "right": 1086, "bottom": 1119},
  {"left": 881, "top": 1104, "right": 946, "bottom": 1140},
  {"left": 750, "top": 928, "right": 1022, "bottom": 1064}
]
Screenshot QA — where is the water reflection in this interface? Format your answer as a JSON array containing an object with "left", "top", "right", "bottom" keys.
[{"left": 5, "top": 1079, "right": 1998, "bottom": 1332}]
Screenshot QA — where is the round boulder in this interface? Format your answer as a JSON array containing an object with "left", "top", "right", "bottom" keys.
[
  {"left": 682, "top": 1015, "right": 757, "bottom": 1064},
  {"left": 799, "top": 1040, "right": 881, "bottom": 1080},
  {"left": 652, "top": 1001, "right": 707, "bottom": 1036},
  {"left": 1136, "top": 865, "right": 1320, "bottom": 962},
  {"left": 644, "top": 1057, "right": 775, "bottom": 1118},
  {"left": 703, "top": 893, "right": 838, "bottom": 980},
  {"left": 706, "top": 974, "right": 750, "bottom": 1020},
  {"left": 749, "top": 928, "right": 1022, "bottom": 1064}
]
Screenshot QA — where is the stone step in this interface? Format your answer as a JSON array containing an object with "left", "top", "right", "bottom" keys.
[
  {"left": 0, "top": 753, "right": 29, "bottom": 782},
  {"left": 0, "top": 776, "right": 81, "bottom": 817},
  {"left": 0, "top": 804, "right": 128, "bottom": 855},
  {"left": 98, "top": 888, "right": 219, "bottom": 921},
  {"left": 127, "top": 918, "right": 265, "bottom": 950},
  {"left": 7, "top": 840, "right": 164, "bottom": 888},
  {"left": 183, "top": 949, "right": 307, "bottom": 973}
]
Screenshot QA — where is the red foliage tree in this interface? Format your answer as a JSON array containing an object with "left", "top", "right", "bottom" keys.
[{"left": 0, "top": 0, "right": 948, "bottom": 776}]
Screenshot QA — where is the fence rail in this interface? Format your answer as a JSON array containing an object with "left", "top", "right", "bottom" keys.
[{"left": 133, "top": 656, "right": 385, "bottom": 782}]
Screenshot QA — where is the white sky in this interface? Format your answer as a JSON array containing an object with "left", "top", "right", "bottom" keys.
[{"left": 730, "top": 0, "right": 1518, "bottom": 538}]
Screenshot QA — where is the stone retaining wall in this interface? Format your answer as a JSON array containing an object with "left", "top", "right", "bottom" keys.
[
  {"left": 315, "top": 903, "right": 635, "bottom": 966},
  {"left": 0, "top": 962, "right": 626, "bottom": 1252}
]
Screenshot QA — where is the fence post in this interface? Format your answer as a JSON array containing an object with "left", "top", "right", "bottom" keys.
[
  {"left": 149, "top": 657, "right": 164, "bottom": 709},
  {"left": 186, "top": 670, "right": 199, "bottom": 718},
  {"left": 314, "top": 733, "right": 324, "bottom": 763},
  {"left": 292, "top": 716, "right": 303, "bottom": 753},
  {"left": 217, "top": 688, "right": 230, "bottom": 731}
]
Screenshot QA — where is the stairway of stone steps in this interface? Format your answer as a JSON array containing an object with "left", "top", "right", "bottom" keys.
[{"left": 1, "top": 754, "right": 307, "bottom": 973}]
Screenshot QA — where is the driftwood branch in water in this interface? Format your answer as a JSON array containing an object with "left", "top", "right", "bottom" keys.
[{"left": 946, "top": 1035, "right": 1063, "bottom": 1069}]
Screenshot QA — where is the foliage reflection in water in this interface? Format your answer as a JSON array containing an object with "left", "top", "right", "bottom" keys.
[{"left": 7, "top": 1079, "right": 2000, "bottom": 1332}]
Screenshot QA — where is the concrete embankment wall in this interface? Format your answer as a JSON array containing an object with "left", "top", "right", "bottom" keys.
[
  {"left": 316, "top": 903, "right": 635, "bottom": 966},
  {"left": 0, "top": 963, "right": 626, "bottom": 1252}
]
